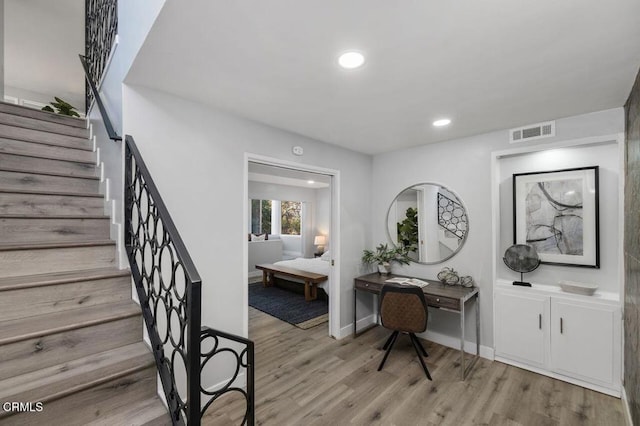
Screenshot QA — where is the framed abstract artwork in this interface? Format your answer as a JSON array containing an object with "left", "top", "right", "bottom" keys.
[{"left": 513, "top": 166, "right": 599, "bottom": 268}]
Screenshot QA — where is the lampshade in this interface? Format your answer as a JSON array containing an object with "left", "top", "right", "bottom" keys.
[{"left": 314, "top": 235, "right": 326, "bottom": 245}]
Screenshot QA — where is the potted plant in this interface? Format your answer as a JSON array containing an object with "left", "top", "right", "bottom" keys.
[
  {"left": 42, "top": 97, "right": 80, "bottom": 117},
  {"left": 362, "top": 243, "right": 411, "bottom": 274}
]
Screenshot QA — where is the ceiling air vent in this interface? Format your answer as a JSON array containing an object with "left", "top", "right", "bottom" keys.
[{"left": 509, "top": 121, "right": 555, "bottom": 143}]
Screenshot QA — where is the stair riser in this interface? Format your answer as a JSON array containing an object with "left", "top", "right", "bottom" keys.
[
  {"left": 0, "top": 315, "right": 142, "bottom": 381},
  {"left": 0, "top": 245, "right": 116, "bottom": 278},
  {"left": 0, "top": 193, "right": 104, "bottom": 216},
  {"left": 0, "top": 153, "right": 97, "bottom": 178},
  {"left": 0, "top": 124, "right": 90, "bottom": 151},
  {"left": 1, "top": 366, "right": 156, "bottom": 425},
  {"left": 0, "top": 276, "right": 131, "bottom": 322},
  {"left": 0, "top": 218, "right": 110, "bottom": 243},
  {"left": 0, "top": 103, "right": 86, "bottom": 128},
  {"left": 0, "top": 170, "right": 99, "bottom": 194},
  {"left": 0, "top": 112, "right": 89, "bottom": 139},
  {"left": 0, "top": 138, "right": 96, "bottom": 164}
]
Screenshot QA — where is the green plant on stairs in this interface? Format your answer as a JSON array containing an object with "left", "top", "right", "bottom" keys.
[{"left": 42, "top": 97, "right": 80, "bottom": 117}]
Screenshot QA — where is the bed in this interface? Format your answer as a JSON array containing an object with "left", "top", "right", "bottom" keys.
[{"left": 272, "top": 252, "right": 332, "bottom": 297}]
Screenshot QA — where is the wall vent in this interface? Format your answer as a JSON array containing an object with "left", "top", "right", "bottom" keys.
[{"left": 509, "top": 121, "right": 555, "bottom": 143}]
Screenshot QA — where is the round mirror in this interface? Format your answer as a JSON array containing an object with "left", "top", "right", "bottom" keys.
[{"left": 386, "top": 183, "right": 469, "bottom": 264}]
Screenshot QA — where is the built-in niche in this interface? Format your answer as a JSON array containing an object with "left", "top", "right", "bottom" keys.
[{"left": 494, "top": 139, "right": 622, "bottom": 294}]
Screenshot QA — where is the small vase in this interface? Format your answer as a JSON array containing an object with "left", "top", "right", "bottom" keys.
[{"left": 378, "top": 263, "right": 391, "bottom": 275}]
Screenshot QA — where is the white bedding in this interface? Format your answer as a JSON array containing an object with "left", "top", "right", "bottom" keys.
[{"left": 273, "top": 257, "right": 331, "bottom": 296}]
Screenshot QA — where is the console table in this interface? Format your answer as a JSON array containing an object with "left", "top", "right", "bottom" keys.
[{"left": 354, "top": 272, "right": 480, "bottom": 380}]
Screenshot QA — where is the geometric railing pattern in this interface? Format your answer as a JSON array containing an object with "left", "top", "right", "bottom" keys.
[
  {"left": 125, "top": 135, "right": 201, "bottom": 425},
  {"left": 124, "top": 136, "right": 254, "bottom": 425},
  {"left": 85, "top": 0, "right": 118, "bottom": 110},
  {"left": 201, "top": 327, "right": 255, "bottom": 425},
  {"left": 437, "top": 192, "right": 468, "bottom": 240}
]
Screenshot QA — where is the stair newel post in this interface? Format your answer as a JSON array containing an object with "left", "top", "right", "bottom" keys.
[{"left": 187, "top": 280, "right": 202, "bottom": 425}]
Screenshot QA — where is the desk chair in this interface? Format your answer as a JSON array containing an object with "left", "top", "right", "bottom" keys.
[{"left": 377, "top": 283, "right": 432, "bottom": 380}]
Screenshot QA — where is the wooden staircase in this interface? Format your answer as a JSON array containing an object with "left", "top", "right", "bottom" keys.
[{"left": 0, "top": 103, "right": 171, "bottom": 425}]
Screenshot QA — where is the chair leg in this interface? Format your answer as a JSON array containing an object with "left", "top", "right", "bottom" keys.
[
  {"left": 378, "top": 331, "right": 399, "bottom": 371},
  {"left": 409, "top": 335, "right": 433, "bottom": 381},
  {"left": 410, "top": 333, "right": 428, "bottom": 357},
  {"left": 383, "top": 331, "right": 398, "bottom": 350}
]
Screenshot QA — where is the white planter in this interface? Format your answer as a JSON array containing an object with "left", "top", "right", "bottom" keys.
[{"left": 378, "top": 263, "right": 391, "bottom": 274}]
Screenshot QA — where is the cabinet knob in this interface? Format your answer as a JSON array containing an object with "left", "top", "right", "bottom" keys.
[{"left": 436, "top": 298, "right": 440, "bottom": 302}]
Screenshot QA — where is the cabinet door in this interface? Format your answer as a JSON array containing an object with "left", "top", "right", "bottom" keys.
[
  {"left": 495, "top": 292, "right": 548, "bottom": 368},
  {"left": 550, "top": 299, "right": 618, "bottom": 386}
]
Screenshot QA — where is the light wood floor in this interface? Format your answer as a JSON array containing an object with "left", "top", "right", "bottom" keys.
[{"left": 202, "top": 308, "right": 625, "bottom": 425}]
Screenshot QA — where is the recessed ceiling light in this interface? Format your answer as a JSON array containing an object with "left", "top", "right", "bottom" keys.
[
  {"left": 433, "top": 118, "right": 451, "bottom": 127},
  {"left": 338, "top": 51, "right": 365, "bottom": 69},
  {"left": 307, "top": 180, "right": 315, "bottom": 184}
]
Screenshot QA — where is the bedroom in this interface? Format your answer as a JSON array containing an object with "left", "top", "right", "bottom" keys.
[{"left": 247, "top": 161, "right": 334, "bottom": 332}]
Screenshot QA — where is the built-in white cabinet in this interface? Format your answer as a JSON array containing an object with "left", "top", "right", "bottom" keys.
[
  {"left": 495, "top": 292, "right": 548, "bottom": 368},
  {"left": 494, "top": 284, "right": 621, "bottom": 396}
]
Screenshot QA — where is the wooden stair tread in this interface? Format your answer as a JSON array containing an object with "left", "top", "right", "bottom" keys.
[
  {"left": 0, "top": 239, "right": 115, "bottom": 252},
  {"left": 0, "top": 240, "right": 115, "bottom": 252},
  {"left": 0, "top": 342, "right": 153, "bottom": 406},
  {"left": 0, "top": 188, "right": 103, "bottom": 198},
  {"left": 0, "top": 126, "right": 93, "bottom": 152},
  {"left": 0, "top": 137, "right": 96, "bottom": 164},
  {"left": 0, "top": 214, "right": 109, "bottom": 219},
  {"left": 0, "top": 166, "right": 100, "bottom": 180},
  {"left": 86, "top": 396, "right": 171, "bottom": 426},
  {"left": 0, "top": 111, "right": 89, "bottom": 138},
  {"left": 0, "top": 267, "right": 130, "bottom": 291},
  {"left": 0, "top": 301, "right": 140, "bottom": 345},
  {"left": 0, "top": 102, "right": 86, "bottom": 128}
]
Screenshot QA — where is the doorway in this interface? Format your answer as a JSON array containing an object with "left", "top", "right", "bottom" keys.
[{"left": 243, "top": 154, "right": 340, "bottom": 338}]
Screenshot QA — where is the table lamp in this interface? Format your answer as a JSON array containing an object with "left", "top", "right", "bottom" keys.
[{"left": 314, "top": 235, "right": 326, "bottom": 255}]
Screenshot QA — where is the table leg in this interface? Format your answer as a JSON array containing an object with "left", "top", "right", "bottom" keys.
[
  {"left": 353, "top": 289, "right": 357, "bottom": 337},
  {"left": 311, "top": 283, "right": 317, "bottom": 300},
  {"left": 460, "top": 299, "right": 466, "bottom": 381},
  {"left": 476, "top": 293, "right": 480, "bottom": 356},
  {"left": 304, "top": 281, "right": 311, "bottom": 301},
  {"left": 262, "top": 270, "right": 268, "bottom": 287}
]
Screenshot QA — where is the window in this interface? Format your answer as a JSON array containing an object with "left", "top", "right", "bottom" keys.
[
  {"left": 250, "top": 199, "right": 271, "bottom": 234},
  {"left": 281, "top": 201, "right": 301, "bottom": 235}
]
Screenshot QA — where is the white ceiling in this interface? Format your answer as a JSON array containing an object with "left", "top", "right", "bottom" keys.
[
  {"left": 4, "top": 0, "right": 85, "bottom": 108},
  {"left": 128, "top": 0, "right": 640, "bottom": 155}
]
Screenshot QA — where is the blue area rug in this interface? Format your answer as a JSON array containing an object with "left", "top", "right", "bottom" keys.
[{"left": 248, "top": 283, "right": 328, "bottom": 329}]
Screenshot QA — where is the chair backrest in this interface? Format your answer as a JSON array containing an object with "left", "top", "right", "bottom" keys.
[{"left": 379, "top": 283, "right": 428, "bottom": 333}]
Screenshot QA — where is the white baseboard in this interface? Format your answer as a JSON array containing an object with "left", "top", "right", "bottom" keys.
[
  {"left": 205, "top": 372, "right": 246, "bottom": 394},
  {"left": 623, "top": 385, "right": 634, "bottom": 425},
  {"left": 340, "top": 316, "right": 494, "bottom": 360},
  {"left": 248, "top": 271, "right": 262, "bottom": 279},
  {"left": 421, "top": 329, "right": 494, "bottom": 360},
  {"left": 336, "top": 314, "right": 376, "bottom": 339}
]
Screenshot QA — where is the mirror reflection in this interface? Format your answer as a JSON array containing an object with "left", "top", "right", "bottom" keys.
[{"left": 386, "top": 183, "right": 468, "bottom": 264}]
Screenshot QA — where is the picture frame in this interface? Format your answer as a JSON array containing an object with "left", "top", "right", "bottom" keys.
[{"left": 513, "top": 166, "right": 599, "bottom": 268}]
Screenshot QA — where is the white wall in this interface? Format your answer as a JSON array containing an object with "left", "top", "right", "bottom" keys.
[
  {"left": 0, "top": 0, "right": 4, "bottom": 99},
  {"left": 89, "top": 0, "right": 166, "bottom": 266},
  {"left": 122, "top": 85, "right": 372, "bottom": 339},
  {"left": 315, "top": 187, "right": 331, "bottom": 252},
  {"left": 371, "top": 108, "right": 624, "bottom": 348},
  {"left": 4, "top": 0, "right": 84, "bottom": 108}
]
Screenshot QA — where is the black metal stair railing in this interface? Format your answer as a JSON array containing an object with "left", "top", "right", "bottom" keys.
[
  {"left": 125, "top": 135, "right": 255, "bottom": 425},
  {"left": 437, "top": 192, "right": 468, "bottom": 240},
  {"left": 83, "top": 4, "right": 255, "bottom": 423},
  {"left": 85, "top": 0, "right": 118, "bottom": 111}
]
